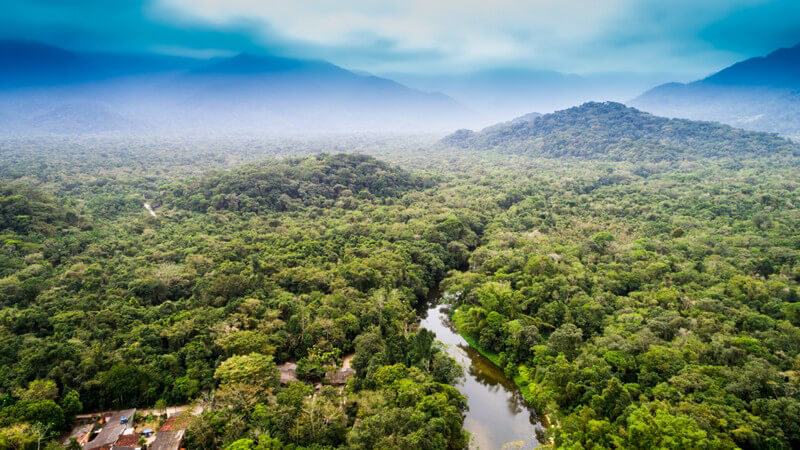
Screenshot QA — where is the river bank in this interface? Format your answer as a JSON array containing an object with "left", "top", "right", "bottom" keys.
[
  {"left": 450, "top": 307, "right": 555, "bottom": 431},
  {"left": 420, "top": 302, "right": 545, "bottom": 449}
]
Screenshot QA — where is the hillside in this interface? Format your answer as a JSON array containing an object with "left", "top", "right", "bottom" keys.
[
  {"left": 632, "top": 43, "right": 800, "bottom": 137},
  {"left": 0, "top": 40, "right": 201, "bottom": 88},
  {"left": 169, "top": 153, "right": 428, "bottom": 213},
  {"left": 441, "top": 102, "right": 799, "bottom": 161},
  {"left": 387, "top": 68, "right": 673, "bottom": 123},
  {"left": 0, "top": 184, "right": 80, "bottom": 236}
]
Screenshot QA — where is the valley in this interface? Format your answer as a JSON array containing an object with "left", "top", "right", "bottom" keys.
[
  {"left": 1, "top": 104, "right": 799, "bottom": 448},
  {"left": 3, "top": 2, "right": 800, "bottom": 449}
]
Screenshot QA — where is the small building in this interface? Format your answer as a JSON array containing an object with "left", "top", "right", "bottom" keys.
[
  {"left": 158, "top": 417, "right": 179, "bottom": 431},
  {"left": 84, "top": 409, "right": 136, "bottom": 450},
  {"left": 149, "top": 430, "right": 184, "bottom": 450},
  {"left": 325, "top": 367, "right": 355, "bottom": 385},
  {"left": 63, "top": 423, "right": 93, "bottom": 446},
  {"left": 148, "top": 413, "right": 189, "bottom": 450},
  {"left": 113, "top": 433, "right": 141, "bottom": 448},
  {"left": 278, "top": 361, "right": 298, "bottom": 384}
]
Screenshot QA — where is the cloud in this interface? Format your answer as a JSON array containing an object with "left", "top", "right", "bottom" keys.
[
  {"left": 2, "top": 0, "right": 799, "bottom": 76},
  {"left": 153, "top": 0, "right": 624, "bottom": 71},
  {"left": 150, "top": 0, "right": 800, "bottom": 75}
]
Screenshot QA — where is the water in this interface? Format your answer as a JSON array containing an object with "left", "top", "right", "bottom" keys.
[{"left": 420, "top": 303, "right": 543, "bottom": 449}]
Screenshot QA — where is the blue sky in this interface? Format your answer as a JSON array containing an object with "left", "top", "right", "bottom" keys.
[{"left": 2, "top": 0, "right": 799, "bottom": 78}]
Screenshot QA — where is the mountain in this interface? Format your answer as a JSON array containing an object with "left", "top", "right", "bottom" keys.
[
  {"left": 0, "top": 40, "right": 202, "bottom": 88},
  {"left": 164, "top": 53, "right": 464, "bottom": 132},
  {"left": 441, "top": 102, "right": 799, "bottom": 161},
  {"left": 704, "top": 44, "right": 800, "bottom": 87},
  {"left": 388, "top": 68, "right": 676, "bottom": 126},
  {"left": 0, "top": 40, "right": 467, "bottom": 134},
  {"left": 632, "top": 43, "right": 800, "bottom": 138},
  {"left": 27, "top": 103, "right": 134, "bottom": 134}
]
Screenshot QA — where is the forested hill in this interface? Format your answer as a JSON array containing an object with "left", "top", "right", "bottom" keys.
[
  {"left": 441, "top": 102, "right": 799, "bottom": 161},
  {"left": 167, "top": 153, "right": 429, "bottom": 213},
  {"left": 0, "top": 184, "right": 83, "bottom": 235}
]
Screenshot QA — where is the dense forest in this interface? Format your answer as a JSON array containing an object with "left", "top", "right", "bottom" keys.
[
  {"left": 0, "top": 109, "right": 799, "bottom": 448},
  {"left": 442, "top": 102, "right": 799, "bottom": 161}
]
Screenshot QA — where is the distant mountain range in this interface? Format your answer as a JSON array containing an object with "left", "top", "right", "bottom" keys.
[
  {"left": 442, "top": 102, "right": 799, "bottom": 161},
  {"left": 387, "top": 68, "right": 676, "bottom": 124},
  {"left": 632, "top": 43, "right": 800, "bottom": 138},
  {"left": 0, "top": 40, "right": 467, "bottom": 134}
]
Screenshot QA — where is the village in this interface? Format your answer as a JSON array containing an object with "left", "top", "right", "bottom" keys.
[
  {"left": 62, "top": 407, "right": 191, "bottom": 450},
  {"left": 60, "top": 357, "right": 355, "bottom": 450}
]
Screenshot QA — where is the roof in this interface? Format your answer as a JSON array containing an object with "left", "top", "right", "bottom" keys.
[
  {"left": 113, "top": 433, "right": 140, "bottom": 447},
  {"left": 159, "top": 417, "right": 177, "bottom": 432},
  {"left": 84, "top": 409, "right": 136, "bottom": 450},
  {"left": 149, "top": 430, "right": 185, "bottom": 450},
  {"left": 63, "top": 424, "right": 93, "bottom": 445},
  {"left": 159, "top": 414, "right": 191, "bottom": 432},
  {"left": 325, "top": 368, "right": 355, "bottom": 385},
  {"left": 278, "top": 361, "right": 298, "bottom": 383}
]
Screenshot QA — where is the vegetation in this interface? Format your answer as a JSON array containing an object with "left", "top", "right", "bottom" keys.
[
  {"left": 0, "top": 143, "right": 487, "bottom": 448},
  {"left": 444, "top": 156, "right": 800, "bottom": 448},
  {"left": 0, "top": 115, "right": 798, "bottom": 448},
  {"left": 442, "top": 102, "right": 799, "bottom": 161}
]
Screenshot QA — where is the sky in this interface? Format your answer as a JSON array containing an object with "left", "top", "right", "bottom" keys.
[{"left": 2, "top": 0, "right": 799, "bottom": 78}]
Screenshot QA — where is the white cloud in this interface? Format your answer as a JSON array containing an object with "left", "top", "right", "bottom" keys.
[{"left": 152, "top": 0, "right": 771, "bottom": 74}]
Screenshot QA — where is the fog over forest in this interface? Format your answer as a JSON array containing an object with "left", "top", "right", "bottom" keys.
[{"left": 1, "top": 2, "right": 800, "bottom": 450}]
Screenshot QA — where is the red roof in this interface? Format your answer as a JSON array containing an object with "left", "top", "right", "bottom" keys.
[
  {"left": 159, "top": 417, "right": 178, "bottom": 432},
  {"left": 114, "top": 434, "right": 141, "bottom": 446}
]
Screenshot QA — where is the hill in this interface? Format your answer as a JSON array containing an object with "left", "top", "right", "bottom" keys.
[
  {"left": 0, "top": 184, "right": 80, "bottom": 236},
  {"left": 632, "top": 43, "right": 800, "bottom": 138},
  {"left": 0, "top": 41, "right": 467, "bottom": 134},
  {"left": 441, "top": 102, "right": 799, "bottom": 161},
  {"left": 169, "top": 153, "right": 428, "bottom": 213},
  {"left": 0, "top": 40, "right": 201, "bottom": 88}
]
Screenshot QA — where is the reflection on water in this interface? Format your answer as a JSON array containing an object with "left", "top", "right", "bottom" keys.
[{"left": 420, "top": 304, "right": 544, "bottom": 449}]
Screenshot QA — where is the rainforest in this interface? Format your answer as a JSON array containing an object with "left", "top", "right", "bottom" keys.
[
  {"left": 0, "top": 102, "right": 799, "bottom": 449},
  {"left": 3, "top": 2, "right": 800, "bottom": 447}
]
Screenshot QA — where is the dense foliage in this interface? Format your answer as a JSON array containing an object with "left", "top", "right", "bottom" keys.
[
  {"left": 442, "top": 102, "right": 799, "bottom": 161},
  {"left": 0, "top": 145, "right": 488, "bottom": 448},
  {"left": 444, "top": 156, "right": 800, "bottom": 448},
  {"left": 0, "top": 124, "right": 798, "bottom": 449},
  {"left": 169, "top": 153, "right": 430, "bottom": 213}
]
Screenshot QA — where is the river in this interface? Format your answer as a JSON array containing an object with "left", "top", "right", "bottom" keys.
[{"left": 420, "top": 303, "right": 544, "bottom": 449}]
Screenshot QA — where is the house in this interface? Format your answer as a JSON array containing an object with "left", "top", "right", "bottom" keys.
[
  {"left": 83, "top": 409, "right": 136, "bottom": 450},
  {"left": 113, "top": 433, "right": 141, "bottom": 448},
  {"left": 149, "top": 430, "right": 184, "bottom": 450},
  {"left": 325, "top": 367, "right": 355, "bottom": 385},
  {"left": 148, "top": 414, "right": 188, "bottom": 450},
  {"left": 62, "top": 424, "right": 93, "bottom": 446},
  {"left": 278, "top": 361, "right": 298, "bottom": 384}
]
